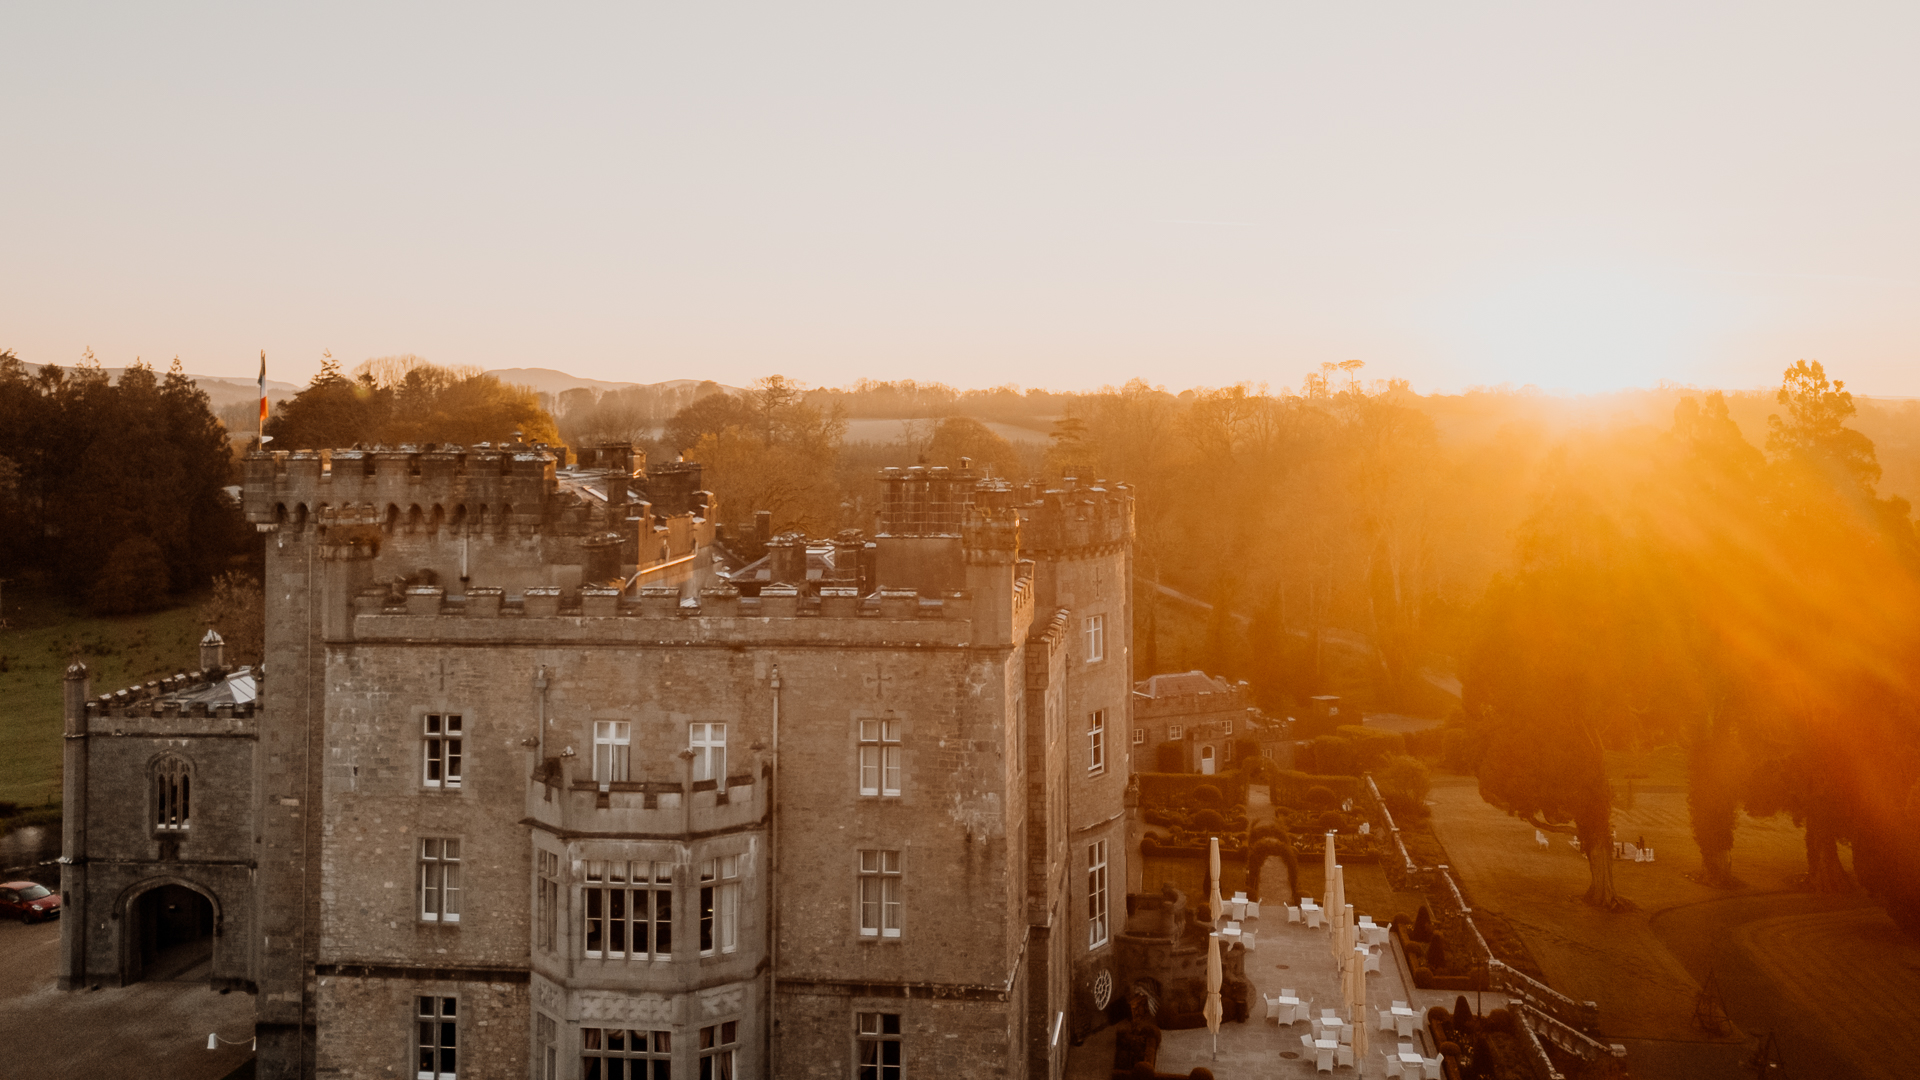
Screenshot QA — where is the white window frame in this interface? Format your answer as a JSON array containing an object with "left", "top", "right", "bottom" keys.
[
  {"left": 690, "top": 722, "right": 727, "bottom": 786},
  {"left": 1087, "top": 710, "right": 1106, "bottom": 775},
  {"left": 700, "top": 855, "right": 740, "bottom": 955},
  {"left": 423, "top": 713, "right": 463, "bottom": 789},
  {"left": 857, "top": 1012, "right": 903, "bottom": 1080},
  {"left": 536, "top": 850, "right": 561, "bottom": 953},
  {"left": 583, "top": 1027, "right": 671, "bottom": 1076},
  {"left": 858, "top": 849, "right": 902, "bottom": 939},
  {"left": 699, "top": 1021, "right": 737, "bottom": 1080},
  {"left": 1088, "top": 839, "right": 1110, "bottom": 948},
  {"left": 419, "top": 837, "right": 461, "bottom": 923},
  {"left": 1224, "top": 718, "right": 1234, "bottom": 735},
  {"left": 1132, "top": 726, "right": 1145, "bottom": 747},
  {"left": 583, "top": 860, "right": 673, "bottom": 960},
  {"left": 416, "top": 995, "right": 457, "bottom": 1080},
  {"left": 1084, "top": 614, "right": 1105, "bottom": 662},
  {"left": 859, "top": 719, "right": 903, "bottom": 797},
  {"left": 593, "top": 721, "right": 631, "bottom": 784},
  {"left": 1169, "top": 724, "right": 1184, "bottom": 740}
]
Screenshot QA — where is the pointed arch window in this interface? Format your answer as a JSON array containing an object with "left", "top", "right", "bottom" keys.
[{"left": 154, "top": 755, "right": 192, "bottom": 832}]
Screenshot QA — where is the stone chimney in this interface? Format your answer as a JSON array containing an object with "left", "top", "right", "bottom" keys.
[
  {"left": 200, "top": 628, "right": 226, "bottom": 672},
  {"left": 63, "top": 661, "right": 90, "bottom": 735},
  {"left": 767, "top": 534, "right": 808, "bottom": 586}
]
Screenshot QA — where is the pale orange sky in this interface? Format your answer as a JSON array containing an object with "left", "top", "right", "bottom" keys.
[{"left": 4, "top": 4, "right": 1918, "bottom": 395}]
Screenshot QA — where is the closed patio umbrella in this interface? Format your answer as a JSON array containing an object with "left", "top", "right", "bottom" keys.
[
  {"left": 1208, "top": 836, "right": 1224, "bottom": 925},
  {"left": 1323, "top": 832, "right": 1336, "bottom": 909},
  {"left": 1348, "top": 945, "right": 1369, "bottom": 1062},
  {"left": 1205, "top": 929, "right": 1224, "bottom": 1060}
]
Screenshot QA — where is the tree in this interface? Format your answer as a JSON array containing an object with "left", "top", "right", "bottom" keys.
[
  {"left": 664, "top": 392, "right": 754, "bottom": 455},
  {"left": 1462, "top": 447, "right": 1679, "bottom": 907},
  {"left": 90, "top": 535, "right": 171, "bottom": 614},
  {"left": 923, "top": 417, "right": 1019, "bottom": 476},
  {"left": 265, "top": 356, "right": 558, "bottom": 449},
  {"left": 198, "top": 572, "right": 265, "bottom": 667}
]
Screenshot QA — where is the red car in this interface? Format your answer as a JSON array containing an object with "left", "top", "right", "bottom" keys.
[{"left": 0, "top": 881, "right": 60, "bottom": 922}]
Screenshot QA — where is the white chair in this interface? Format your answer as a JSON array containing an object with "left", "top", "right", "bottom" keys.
[
  {"left": 1300, "top": 1034, "right": 1314, "bottom": 1051},
  {"left": 1364, "top": 949, "right": 1382, "bottom": 974},
  {"left": 1337, "top": 1024, "right": 1353, "bottom": 1046},
  {"left": 1232, "top": 890, "right": 1248, "bottom": 902},
  {"left": 1536, "top": 829, "right": 1550, "bottom": 850},
  {"left": 1644, "top": 848, "right": 1655, "bottom": 862},
  {"left": 1239, "top": 929, "right": 1256, "bottom": 951},
  {"left": 1245, "top": 899, "right": 1260, "bottom": 919},
  {"left": 1288, "top": 905, "right": 1302, "bottom": 924},
  {"left": 1336, "top": 1045, "right": 1354, "bottom": 1068},
  {"left": 1227, "top": 919, "right": 1242, "bottom": 933},
  {"left": 1378, "top": 1008, "right": 1395, "bottom": 1032},
  {"left": 1265, "top": 994, "right": 1284, "bottom": 1022},
  {"left": 1384, "top": 1052, "right": 1405, "bottom": 1078},
  {"left": 1422, "top": 1055, "right": 1444, "bottom": 1079},
  {"left": 1316, "top": 1047, "right": 1335, "bottom": 1073},
  {"left": 1305, "top": 907, "right": 1323, "bottom": 929},
  {"left": 1322, "top": 1009, "right": 1338, "bottom": 1020}
]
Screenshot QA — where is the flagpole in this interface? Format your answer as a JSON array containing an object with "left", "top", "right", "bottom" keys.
[{"left": 257, "top": 350, "right": 267, "bottom": 450}]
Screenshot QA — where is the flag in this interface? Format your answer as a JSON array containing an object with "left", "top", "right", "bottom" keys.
[{"left": 258, "top": 351, "right": 269, "bottom": 427}]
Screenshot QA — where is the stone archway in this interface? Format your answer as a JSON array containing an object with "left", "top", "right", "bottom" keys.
[{"left": 125, "top": 881, "right": 217, "bottom": 983}]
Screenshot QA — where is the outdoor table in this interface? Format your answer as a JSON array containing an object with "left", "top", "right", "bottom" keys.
[
  {"left": 1391, "top": 1006, "right": 1417, "bottom": 1038},
  {"left": 1398, "top": 1050, "right": 1426, "bottom": 1067},
  {"left": 1276, "top": 996, "right": 1302, "bottom": 1023}
]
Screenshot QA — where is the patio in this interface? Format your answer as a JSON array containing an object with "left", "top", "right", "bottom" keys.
[{"left": 1075, "top": 892, "right": 1510, "bottom": 1078}]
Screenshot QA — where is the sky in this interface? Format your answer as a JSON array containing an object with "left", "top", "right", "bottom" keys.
[{"left": 4, "top": 3, "right": 1919, "bottom": 396}]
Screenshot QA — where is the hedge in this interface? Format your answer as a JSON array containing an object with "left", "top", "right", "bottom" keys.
[
  {"left": 1138, "top": 771, "right": 1250, "bottom": 811},
  {"left": 1267, "top": 770, "right": 1362, "bottom": 808}
]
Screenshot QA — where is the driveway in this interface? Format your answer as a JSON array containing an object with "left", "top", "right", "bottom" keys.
[{"left": 0, "top": 912, "right": 255, "bottom": 1079}]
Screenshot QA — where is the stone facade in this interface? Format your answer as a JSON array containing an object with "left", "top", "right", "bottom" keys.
[
  {"left": 1131, "top": 671, "right": 1261, "bottom": 776},
  {"left": 60, "top": 445, "right": 1134, "bottom": 1080}
]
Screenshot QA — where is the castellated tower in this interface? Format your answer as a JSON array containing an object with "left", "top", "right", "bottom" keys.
[{"left": 222, "top": 445, "right": 1131, "bottom": 1080}]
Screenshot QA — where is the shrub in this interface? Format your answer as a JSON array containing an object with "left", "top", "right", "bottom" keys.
[
  {"left": 1335, "top": 724, "right": 1407, "bottom": 771},
  {"left": 1316, "top": 811, "right": 1343, "bottom": 833},
  {"left": 1470, "top": 1039, "right": 1495, "bottom": 1080},
  {"left": 1439, "top": 1042, "right": 1461, "bottom": 1058},
  {"left": 1427, "top": 931, "right": 1449, "bottom": 971},
  {"left": 1412, "top": 905, "right": 1433, "bottom": 942},
  {"left": 1484, "top": 1008, "right": 1513, "bottom": 1034},
  {"left": 1192, "top": 784, "right": 1223, "bottom": 809},
  {"left": 1383, "top": 793, "right": 1428, "bottom": 821},
  {"left": 1249, "top": 821, "right": 1289, "bottom": 845},
  {"left": 1453, "top": 995, "right": 1474, "bottom": 1034},
  {"left": 1307, "top": 734, "right": 1356, "bottom": 776},
  {"left": 1304, "top": 785, "right": 1340, "bottom": 811},
  {"left": 1192, "top": 809, "right": 1227, "bottom": 832},
  {"left": 1379, "top": 755, "right": 1432, "bottom": 808}
]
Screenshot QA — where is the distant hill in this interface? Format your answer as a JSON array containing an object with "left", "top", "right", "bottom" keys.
[{"left": 487, "top": 367, "right": 743, "bottom": 398}]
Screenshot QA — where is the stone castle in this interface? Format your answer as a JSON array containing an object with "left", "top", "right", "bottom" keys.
[{"left": 58, "top": 442, "right": 1137, "bottom": 1079}]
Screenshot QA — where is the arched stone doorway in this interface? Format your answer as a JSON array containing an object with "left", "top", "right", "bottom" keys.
[{"left": 129, "top": 883, "right": 216, "bottom": 983}]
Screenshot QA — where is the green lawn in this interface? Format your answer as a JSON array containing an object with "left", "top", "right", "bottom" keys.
[{"left": 0, "top": 578, "right": 209, "bottom": 808}]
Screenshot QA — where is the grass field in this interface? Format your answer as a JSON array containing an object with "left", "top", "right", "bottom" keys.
[{"left": 0, "top": 577, "right": 209, "bottom": 808}]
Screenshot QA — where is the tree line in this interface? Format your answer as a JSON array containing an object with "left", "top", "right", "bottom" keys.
[{"left": 0, "top": 350, "right": 249, "bottom": 613}]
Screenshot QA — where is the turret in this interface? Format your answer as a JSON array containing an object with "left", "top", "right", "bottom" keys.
[{"left": 200, "top": 628, "right": 226, "bottom": 672}]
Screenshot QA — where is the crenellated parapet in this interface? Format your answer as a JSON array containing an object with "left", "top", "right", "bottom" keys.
[
  {"left": 1019, "top": 479, "right": 1134, "bottom": 557},
  {"left": 243, "top": 445, "right": 561, "bottom": 534}
]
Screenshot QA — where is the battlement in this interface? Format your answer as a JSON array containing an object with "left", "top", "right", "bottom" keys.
[
  {"left": 244, "top": 446, "right": 560, "bottom": 530},
  {"left": 86, "top": 668, "right": 261, "bottom": 726},
  {"left": 1019, "top": 479, "right": 1134, "bottom": 556},
  {"left": 354, "top": 582, "right": 978, "bottom": 623}
]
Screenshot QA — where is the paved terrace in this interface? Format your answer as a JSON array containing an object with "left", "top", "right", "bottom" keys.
[{"left": 1072, "top": 899, "right": 1511, "bottom": 1079}]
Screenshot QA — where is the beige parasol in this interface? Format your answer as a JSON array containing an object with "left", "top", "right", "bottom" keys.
[
  {"left": 1348, "top": 942, "right": 1370, "bottom": 1062},
  {"left": 1205, "top": 929, "right": 1224, "bottom": 1059},
  {"left": 1323, "top": 832, "right": 1336, "bottom": 909},
  {"left": 1208, "top": 836, "right": 1224, "bottom": 924}
]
